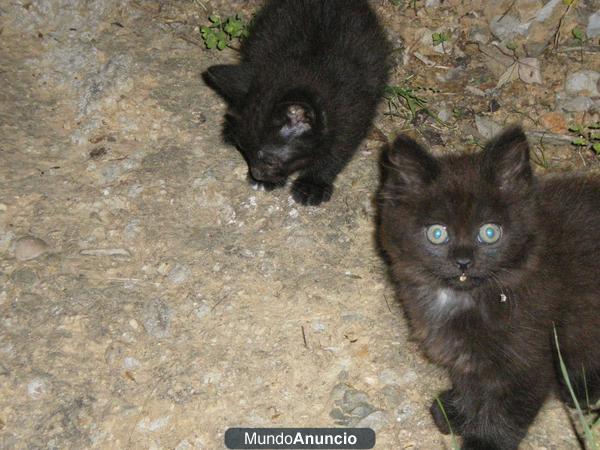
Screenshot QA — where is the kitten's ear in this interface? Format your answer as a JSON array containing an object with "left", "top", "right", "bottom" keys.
[
  {"left": 203, "top": 64, "right": 253, "bottom": 103},
  {"left": 382, "top": 134, "right": 440, "bottom": 194},
  {"left": 272, "top": 102, "right": 316, "bottom": 140},
  {"left": 481, "top": 126, "right": 532, "bottom": 194}
]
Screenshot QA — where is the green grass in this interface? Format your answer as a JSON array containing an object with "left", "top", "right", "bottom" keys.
[
  {"left": 553, "top": 325, "right": 599, "bottom": 450},
  {"left": 435, "top": 397, "right": 460, "bottom": 450}
]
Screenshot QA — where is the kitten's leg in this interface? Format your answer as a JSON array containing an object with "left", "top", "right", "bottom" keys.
[
  {"left": 291, "top": 149, "right": 351, "bottom": 206},
  {"left": 454, "top": 375, "right": 551, "bottom": 450},
  {"left": 430, "top": 389, "right": 465, "bottom": 435}
]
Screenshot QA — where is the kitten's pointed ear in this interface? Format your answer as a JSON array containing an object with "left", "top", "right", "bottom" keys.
[
  {"left": 381, "top": 134, "right": 440, "bottom": 195},
  {"left": 273, "top": 102, "right": 316, "bottom": 140},
  {"left": 203, "top": 64, "right": 253, "bottom": 103},
  {"left": 481, "top": 126, "right": 532, "bottom": 194}
]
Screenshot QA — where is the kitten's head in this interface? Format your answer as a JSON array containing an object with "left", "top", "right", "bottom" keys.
[
  {"left": 203, "top": 64, "right": 326, "bottom": 184},
  {"left": 379, "top": 126, "right": 536, "bottom": 292}
]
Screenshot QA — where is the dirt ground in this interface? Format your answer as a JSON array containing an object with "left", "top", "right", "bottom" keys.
[{"left": 1, "top": 0, "right": 599, "bottom": 449}]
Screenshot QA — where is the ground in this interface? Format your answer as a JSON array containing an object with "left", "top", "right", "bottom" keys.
[{"left": 0, "top": 0, "right": 599, "bottom": 449}]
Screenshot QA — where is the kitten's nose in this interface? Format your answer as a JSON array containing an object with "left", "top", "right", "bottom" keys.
[{"left": 455, "top": 257, "right": 472, "bottom": 271}]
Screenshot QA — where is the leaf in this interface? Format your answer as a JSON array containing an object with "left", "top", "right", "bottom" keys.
[
  {"left": 217, "top": 39, "right": 227, "bottom": 50},
  {"left": 572, "top": 27, "right": 585, "bottom": 41},
  {"left": 593, "top": 143, "right": 600, "bottom": 154},
  {"left": 496, "top": 62, "right": 519, "bottom": 88},
  {"left": 518, "top": 58, "right": 543, "bottom": 85},
  {"left": 208, "top": 14, "right": 221, "bottom": 24},
  {"left": 572, "top": 137, "right": 587, "bottom": 146}
]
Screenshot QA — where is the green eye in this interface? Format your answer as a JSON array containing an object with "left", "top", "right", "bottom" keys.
[
  {"left": 426, "top": 225, "right": 449, "bottom": 244},
  {"left": 478, "top": 224, "right": 502, "bottom": 244}
]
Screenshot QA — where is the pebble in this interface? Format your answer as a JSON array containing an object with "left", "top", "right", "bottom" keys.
[
  {"left": 489, "top": 15, "right": 529, "bottom": 41},
  {"left": 168, "top": 264, "right": 191, "bottom": 284},
  {"left": 142, "top": 298, "right": 172, "bottom": 339},
  {"left": 27, "top": 378, "right": 48, "bottom": 399},
  {"left": 565, "top": 70, "right": 600, "bottom": 97},
  {"left": 137, "top": 415, "right": 171, "bottom": 432},
  {"left": 588, "top": 11, "right": 600, "bottom": 38},
  {"left": 356, "top": 411, "right": 388, "bottom": 431},
  {"left": 14, "top": 236, "right": 49, "bottom": 261},
  {"left": 475, "top": 116, "right": 503, "bottom": 140}
]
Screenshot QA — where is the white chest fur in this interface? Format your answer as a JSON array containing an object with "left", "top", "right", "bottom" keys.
[{"left": 425, "top": 288, "right": 475, "bottom": 322}]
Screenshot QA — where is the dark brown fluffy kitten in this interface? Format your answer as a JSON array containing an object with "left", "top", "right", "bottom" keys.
[{"left": 378, "top": 126, "right": 600, "bottom": 450}]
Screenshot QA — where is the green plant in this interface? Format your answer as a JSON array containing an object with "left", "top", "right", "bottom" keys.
[
  {"left": 384, "top": 85, "right": 442, "bottom": 124},
  {"left": 568, "top": 123, "right": 600, "bottom": 155},
  {"left": 200, "top": 14, "right": 249, "bottom": 50},
  {"left": 572, "top": 26, "right": 586, "bottom": 62},
  {"left": 554, "top": 325, "right": 599, "bottom": 450},
  {"left": 432, "top": 31, "right": 450, "bottom": 54},
  {"left": 435, "top": 397, "right": 460, "bottom": 450}
]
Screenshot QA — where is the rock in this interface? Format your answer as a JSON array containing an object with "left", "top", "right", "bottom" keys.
[
  {"left": 356, "top": 411, "right": 388, "bottom": 431},
  {"left": 27, "top": 378, "right": 49, "bottom": 399},
  {"left": 489, "top": 15, "right": 529, "bottom": 41},
  {"left": 539, "top": 112, "right": 567, "bottom": 133},
  {"left": 556, "top": 93, "right": 599, "bottom": 113},
  {"left": 340, "top": 389, "right": 371, "bottom": 412},
  {"left": 11, "top": 268, "right": 38, "bottom": 286},
  {"left": 137, "top": 416, "right": 171, "bottom": 432},
  {"left": 142, "top": 298, "right": 172, "bottom": 339},
  {"left": 475, "top": 116, "right": 503, "bottom": 140},
  {"left": 168, "top": 264, "right": 191, "bottom": 285},
  {"left": 14, "top": 236, "right": 49, "bottom": 261},
  {"left": 0, "top": 231, "right": 15, "bottom": 253},
  {"left": 425, "top": 0, "right": 441, "bottom": 7},
  {"left": 565, "top": 71, "right": 600, "bottom": 96},
  {"left": 437, "top": 104, "right": 452, "bottom": 123},
  {"left": 588, "top": 11, "right": 600, "bottom": 38}
]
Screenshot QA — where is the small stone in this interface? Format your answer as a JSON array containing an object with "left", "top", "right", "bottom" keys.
[
  {"left": 565, "top": 70, "right": 600, "bottom": 97},
  {"left": 556, "top": 93, "right": 598, "bottom": 113},
  {"left": 0, "top": 203, "right": 7, "bottom": 212},
  {"left": 142, "top": 298, "right": 172, "bottom": 339},
  {"left": 11, "top": 268, "right": 38, "bottom": 286},
  {"left": 587, "top": 11, "right": 600, "bottom": 38},
  {"left": 489, "top": 15, "right": 529, "bottom": 41},
  {"left": 168, "top": 264, "right": 191, "bottom": 284},
  {"left": 475, "top": 116, "right": 503, "bottom": 140},
  {"left": 137, "top": 416, "right": 171, "bottom": 432},
  {"left": 14, "top": 236, "right": 49, "bottom": 261},
  {"left": 123, "top": 357, "right": 141, "bottom": 370},
  {"left": 437, "top": 104, "right": 452, "bottom": 123},
  {"left": 340, "top": 389, "right": 370, "bottom": 413},
  {"left": 356, "top": 411, "right": 388, "bottom": 432},
  {"left": 27, "top": 378, "right": 48, "bottom": 399},
  {"left": 539, "top": 111, "right": 566, "bottom": 133}
]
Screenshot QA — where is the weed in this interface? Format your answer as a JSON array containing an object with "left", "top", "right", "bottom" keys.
[
  {"left": 432, "top": 31, "right": 450, "bottom": 53},
  {"left": 572, "top": 26, "right": 586, "bottom": 62},
  {"left": 554, "top": 325, "right": 599, "bottom": 450},
  {"left": 435, "top": 397, "right": 460, "bottom": 450},
  {"left": 200, "top": 14, "right": 249, "bottom": 50},
  {"left": 568, "top": 123, "right": 600, "bottom": 155}
]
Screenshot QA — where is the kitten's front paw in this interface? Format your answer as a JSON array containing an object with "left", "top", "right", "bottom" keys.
[
  {"left": 430, "top": 389, "right": 464, "bottom": 435},
  {"left": 248, "top": 177, "right": 286, "bottom": 192},
  {"left": 291, "top": 178, "right": 333, "bottom": 206}
]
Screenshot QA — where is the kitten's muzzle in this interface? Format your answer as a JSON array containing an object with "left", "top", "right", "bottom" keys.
[{"left": 250, "top": 165, "right": 285, "bottom": 183}]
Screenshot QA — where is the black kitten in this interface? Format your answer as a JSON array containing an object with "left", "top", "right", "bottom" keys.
[
  {"left": 203, "top": 0, "right": 390, "bottom": 205},
  {"left": 378, "top": 126, "right": 600, "bottom": 449}
]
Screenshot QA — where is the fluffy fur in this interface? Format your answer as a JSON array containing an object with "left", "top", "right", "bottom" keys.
[
  {"left": 378, "top": 126, "right": 600, "bottom": 449},
  {"left": 203, "top": 0, "right": 390, "bottom": 205}
]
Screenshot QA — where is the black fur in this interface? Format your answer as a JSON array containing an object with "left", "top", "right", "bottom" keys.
[
  {"left": 203, "top": 0, "right": 390, "bottom": 205},
  {"left": 378, "top": 126, "right": 600, "bottom": 449}
]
